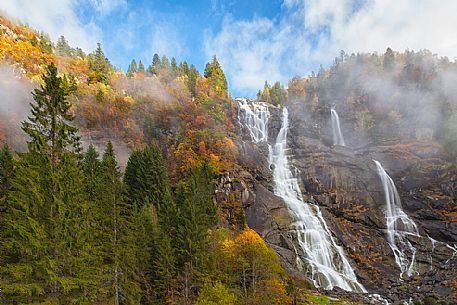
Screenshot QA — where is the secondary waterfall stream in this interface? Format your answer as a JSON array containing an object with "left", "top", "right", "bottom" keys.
[
  {"left": 237, "top": 98, "right": 269, "bottom": 143},
  {"left": 373, "top": 160, "right": 420, "bottom": 278},
  {"left": 238, "top": 100, "right": 366, "bottom": 292},
  {"left": 331, "top": 108, "right": 345, "bottom": 146}
]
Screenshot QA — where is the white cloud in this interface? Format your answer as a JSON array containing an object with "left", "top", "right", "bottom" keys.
[
  {"left": 0, "top": 0, "right": 102, "bottom": 52},
  {"left": 85, "top": 0, "right": 126, "bottom": 16},
  {"left": 205, "top": 0, "right": 457, "bottom": 96},
  {"left": 148, "top": 22, "right": 184, "bottom": 60}
]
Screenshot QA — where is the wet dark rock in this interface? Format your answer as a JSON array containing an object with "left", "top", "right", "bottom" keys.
[{"left": 219, "top": 102, "right": 457, "bottom": 304}]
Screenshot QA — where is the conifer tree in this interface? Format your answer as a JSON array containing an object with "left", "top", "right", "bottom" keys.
[
  {"left": 56, "top": 35, "right": 73, "bottom": 57},
  {"left": 161, "top": 55, "right": 170, "bottom": 71},
  {"left": 82, "top": 144, "right": 100, "bottom": 200},
  {"left": 175, "top": 164, "right": 217, "bottom": 268},
  {"left": 124, "top": 145, "right": 176, "bottom": 301},
  {"left": 98, "top": 141, "right": 142, "bottom": 304},
  {"left": 188, "top": 64, "right": 198, "bottom": 97},
  {"left": 0, "top": 64, "right": 95, "bottom": 303},
  {"left": 179, "top": 61, "right": 189, "bottom": 76},
  {"left": 138, "top": 59, "right": 145, "bottom": 74},
  {"left": 87, "top": 42, "right": 112, "bottom": 83},
  {"left": 147, "top": 53, "right": 161, "bottom": 76},
  {"left": 22, "top": 63, "right": 80, "bottom": 169},
  {"left": 170, "top": 57, "right": 178, "bottom": 78},
  {"left": 204, "top": 55, "right": 228, "bottom": 98},
  {"left": 124, "top": 145, "right": 174, "bottom": 212},
  {"left": 270, "top": 81, "right": 286, "bottom": 105},
  {"left": 0, "top": 144, "right": 13, "bottom": 200},
  {"left": 0, "top": 144, "right": 13, "bottom": 244},
  {"left": 127, "top": 59, "right": 138, "bottom": 77}
]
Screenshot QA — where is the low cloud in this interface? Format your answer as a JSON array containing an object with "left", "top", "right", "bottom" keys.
[
  {"left": 204, "top": 0, "right": 457, "bottom": 96},
  {"left": 0, "top": 0, "right": 102, "bottom": 52},
  {"left": 0, "top": 64, "right": 34, "bottom": 150}
]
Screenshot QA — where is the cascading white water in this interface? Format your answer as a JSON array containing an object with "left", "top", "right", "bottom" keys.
[
  {"left": 238, "top": 101, "right": 365, "bottom": 292},
  {"left": 331, "top": 108, "right": 345, "bottom": 146},
  {"left": 268, "top": 107, "right": 366, "bottom": 292},
  {"left": 237, "top": 98, "right": 270, "bottom": 143},
  {"left": 373, "top": 160, "right": 420, "bottom": 278}
]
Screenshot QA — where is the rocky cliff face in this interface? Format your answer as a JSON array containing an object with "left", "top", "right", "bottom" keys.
[{"left": 217, "top": 100, "right": 457, "bottom": 304}]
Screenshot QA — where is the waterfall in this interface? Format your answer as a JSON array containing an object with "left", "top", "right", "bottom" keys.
[
  {"left": 237, "top": 101, "right": 365, "bottom": 292},
  {"left": 269, "top": 107, "right": 366, "bottom": 292},
  {"left": 237, "top": 98, "right": 270, "bottom": 143},
  {"left": 373, "top": 160, "right": 420, "bottom": 278},
  {"left": 331, "top": 108, "right": 345, "bottom": 146}
]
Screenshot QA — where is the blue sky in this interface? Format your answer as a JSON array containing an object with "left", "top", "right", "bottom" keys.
[
  {"left": 2, "top": 0, "right": 457, "bottom": 97},
  {"left": 75, "top": 0, "right": 283, "bottom": 74}
]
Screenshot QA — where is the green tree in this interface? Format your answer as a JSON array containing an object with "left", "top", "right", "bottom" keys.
[
  {"left": 204, "top": 55, "right": 228, "bottom": 98},
  {"left": 170, "top": 57, "right": 178, "bottom": 78},
  {"left": 147, "top": 53, "right": 161, "bottom": 76},
  {"left": 179, "top": 61, "right": 189, "bottom": 76},
  {"left": 138, "top": 59, "right": 145, "bottom": 74},
  {"left": 0, "top": 65, "right": 95, "bottom": 303},
  {"left": 56, "top": 35, "right": 73, "bottom": 57},
  {"left": 22, "top": 63, "right": 79, "bottom": 169},
  {"left": 87, "top": 43, "right": 112, "bottom": 83},
  {"left": 97, "top": 142, "right": 142, "bottom": 304},
  {"left": 124, "top": 145, "right": 173, "bottom": 212},
  {"left": 188, "top": 64, "right": 198, "bottom": 97},
  {"left": 175, "top": 164, "right": 217, "bottom": 268},
  {"left": 259, "top": 81, "right": 271, "bottom": 104},
  {"left": 270, "top": 81, "right": 286, "bottom": 105},
  {"left": 82, "top": 144, "right": 100, "bottom": 200},
  {"left": 127, "top": 59, "right": 138, "bottom": 77},
  {"left": 0, "top": 144, "right": 14, "bottom": 200},
  {"left": 0, "top": 144, "right": 14, "bottom": 245},
  {"left": 75, "top": 47, "right": 86, "bottom": 59},
  {"left": 161, "top": 55, "right": 170, "bottom": 71},
  {"left": 124, "top": 145, "right": 176, "bottom": 301}
]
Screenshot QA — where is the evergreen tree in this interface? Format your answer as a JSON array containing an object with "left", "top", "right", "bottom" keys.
[
  {"left": 127, "top": 59, "right": 138, "bottom": 77},
  {"left": 204, "top": 62, "right": 213, "bottom": 78},
  {"left": 124, "top": 145, "right": 176, "bottom": 301},
  {"left": 170, "top": 57, "right": 178, "bottom": 78},
  {"left": 161, "top": 55, "right": 170, "bottom": 71},
  {"left": 175, "top": 164, "right": 217, "bottom": 268},
  {"left": 147, "top": 53, "right": 161, "bottom": 76},
  {"left": 124, "top": 145, "right": 173, "bottom": 212},
  {"left": 75, "top": 47, "right": 86, "bottom": 59},
  {"left": 0, "top": 144, "right": 13, "bottom": 200},
  {"left": 56, "top": 35, "right": 72, "bottom": 57},
  {"left": 87, "top": 43, "right": 112, "bottom": 83},
  {"left": 270, "top": 81, "right": 285, "bottom": 105},
  {"left": 188, "top": 65, "right": 198, "bottom": 97},
  {"left": 0, "top": 65, "right": 95, "bottom": 303},
  {"left": 138, "top": 60, "right": 145, "bottom": 74},
  {"left": 204, "top": 55, "right": 228, "bottom": 98},
  {"left": 0, "top": 144, "right": 13, "bottom": 243},
  {"left": 97, "top": 141, "right": 142, "bottom": 304},
  {"left": 179, "top": 61, "right": 189, "bottom": 76},
  {"left": 259, "top": 81, "right": 272, "bottom": 104},
  {"left": 82, "top": 144, "right": 100, "bottom": 200},
  {"left": 383, "top": 47, "right": 395, "bottom": 70},
  {"left": 22, "top": 63, "right": 79, "bottom": 169}
]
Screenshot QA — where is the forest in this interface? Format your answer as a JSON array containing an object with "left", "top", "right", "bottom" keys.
[{"left": 1, "top": 11, "right": 456, "bottom": 305}]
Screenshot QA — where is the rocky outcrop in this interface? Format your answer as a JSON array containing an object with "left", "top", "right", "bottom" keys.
[{"left": 222, "top": 100, "right": 457, "bottom": 304}]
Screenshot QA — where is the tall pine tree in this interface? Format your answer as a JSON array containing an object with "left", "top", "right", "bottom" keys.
[
  {"left": 127, "top": 59, "right": 138, "bottom": 77},
  {"left": 0, "top": 64, "right": 95, "bottom": 303}
]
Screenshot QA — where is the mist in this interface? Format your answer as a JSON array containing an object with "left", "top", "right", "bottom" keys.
[
  {"left": 286, "top": 50, "right": 457, "bottom": 154},
  {"left": 0, "top": 64, "right": 34, "bottom": 151}
]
